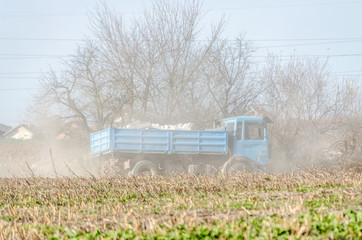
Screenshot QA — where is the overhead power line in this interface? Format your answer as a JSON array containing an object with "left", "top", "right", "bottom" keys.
[
  {"left": 0, "top": 71, "right": 62, "bottom": 75},
  {"left": 248, "top": 38, "right": 362, "bottom": 42},
  {"left": 329, "top": 73, "right": 362, "bottom": 77},
  {"left": 332, "top": 70, "right": 362, "bottom": 74},
  {"left": 0, "top": 69, "right": 357, "bottom": 75},
  {"left": 1, "top": 37, "right": 362, "bottom": 50},
  {"left": 0, "top": 71, "right": 45, "bottom": 75},
  {"left": 0, "top": 54, "right": 69, "bottom": 60},
  {"left": 2, "top": 37, "right": 362, "bottom": 42},
  {"left": 0, "top": 54, "right": 69, "bottom": 57},
  {"left": 0, "top": 77, "right": 39, "bottom": 79},
  {"left": 0, "top": 13, "right": 87, "bottom": 18},
  {"left": 0, "top": 52, "right": 361, "bottom": 61},
  {"left": 258, "top": 39, "right": 362, "bottom": 48},
  {"left": 252, "top": 53, "right": 362, "bottom": 58},
  {"left": 0, "top": 1, "right": 360, "bottom": 18},
  {"left": 0, "top": 37, "right": 84, "bottom": 41},
  {"left": 0, "top": 88, "right": 41, "bottom": 91},
  {"left": 206, "top": 1, "right": 362, "bottom": 11},
  {"left": 0, "top": 56, "right": 69, "bottom": 60}
]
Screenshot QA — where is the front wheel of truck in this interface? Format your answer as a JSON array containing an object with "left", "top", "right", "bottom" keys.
[
  {"left": 221, "top": 157, "right": 256, "bottom": 174},
  {"left": 129, "top": 160, "right": 158, "bottom": 176}
]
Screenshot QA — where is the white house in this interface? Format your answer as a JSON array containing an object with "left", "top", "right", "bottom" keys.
[{"left": 3, "top": 124, "right": 35, "bottom": 140}]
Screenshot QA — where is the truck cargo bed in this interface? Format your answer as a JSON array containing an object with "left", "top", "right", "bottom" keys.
[{"left": 90, "top": 127, "right": 228, "bottom": 156}]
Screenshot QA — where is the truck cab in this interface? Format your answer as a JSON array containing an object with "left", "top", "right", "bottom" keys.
[{"left": 216, "top": 116, "right": 270, "bottom": 166}]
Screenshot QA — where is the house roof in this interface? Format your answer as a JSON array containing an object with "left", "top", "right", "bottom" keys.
[
  {"left": 0, "top": 123, "right": 12, "bottom": 135},
  {"left": 3, "top": 124, "right": 35, "bottom": 137}
]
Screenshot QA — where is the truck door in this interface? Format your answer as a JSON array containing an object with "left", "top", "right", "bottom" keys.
[
  {"left": 226, "top": 121, "right": 236, "bottom": 154},
  {"left": 242, "top": 121, "right": 269, "bottom": 165},
  {"left": 233, "top": 121, "right": 243, "bottom": 157}
]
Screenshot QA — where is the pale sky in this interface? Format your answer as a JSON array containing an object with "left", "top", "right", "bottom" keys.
[{"left": 0, "top": 0, "right": 361, "bottom": 126}]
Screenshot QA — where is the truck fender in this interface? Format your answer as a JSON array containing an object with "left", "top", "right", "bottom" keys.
[
  {"left": 221, "top": 157, "right": 255, "bottom": 173},
  {"left": 129, "top": 160, "right": 158, "bottom": 176}
]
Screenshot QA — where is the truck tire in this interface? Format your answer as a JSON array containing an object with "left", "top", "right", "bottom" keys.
[
  {"left": 221, "top": 157, "right": 256, "bottom": 174},
  {"left": 129, "top": 160, "right": 158, "bottom": 176}
]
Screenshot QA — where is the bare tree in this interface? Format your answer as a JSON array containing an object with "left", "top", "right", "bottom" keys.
[
  {"left": 202, "top": 37, "right": 262, "bottom": 119},
  {"left": 37, "top": 41, "right": 131, "bottom": 135},
  {"left": 261, "top": 56, "right": 361, "bottom": 168},
  {"left": 130, "top": 0, "right": 227, "bottom": 123},
  {"left": 87, "top": 0, "right": 229, "bottom": 124}
]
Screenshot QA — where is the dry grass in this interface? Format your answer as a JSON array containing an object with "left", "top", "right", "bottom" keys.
[{"left": 0, "top": 170, "right": 361, "bottom": 239}]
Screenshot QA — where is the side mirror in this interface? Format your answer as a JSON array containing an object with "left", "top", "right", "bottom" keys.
[{"left": 263, "top": 116, "right": 273, "bottom": 123}]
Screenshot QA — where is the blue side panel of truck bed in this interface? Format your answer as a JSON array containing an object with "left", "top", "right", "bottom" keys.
[
  {"left": 90, "top": 128, "right": 112, "bottom": 154},
  {"left": 90, "top": 127, "right": 228, "bottom": 156}
]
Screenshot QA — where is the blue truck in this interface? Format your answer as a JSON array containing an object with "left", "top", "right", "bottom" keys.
[{"left": 90, "top": 116, "right": 271, "bottom": 175}]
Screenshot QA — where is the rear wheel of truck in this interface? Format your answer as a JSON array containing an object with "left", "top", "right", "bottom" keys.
[
  {"left": 221, "top": 157, "right": 256, "bottom": 174},
  {"left": 129, "top": 160, "right": 158, "bottom": 176}
]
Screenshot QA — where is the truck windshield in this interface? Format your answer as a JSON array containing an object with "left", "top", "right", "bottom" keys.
[{"left": 245, "top": 122, "right": 264, "bottom": 140}]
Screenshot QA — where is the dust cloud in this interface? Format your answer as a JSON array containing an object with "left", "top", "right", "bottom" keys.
[
  {"left": 0, "top": 132, "right": 95, "bottom": 178},
  {"left": 267, "top": 132, "right": 362, "bottom": 173},
  {"left": 0, "top": 119, "right": 360, "bottom": 177}
]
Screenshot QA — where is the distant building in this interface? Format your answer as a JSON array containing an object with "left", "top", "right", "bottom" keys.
[
  {"left": 56, "top": 121, "right": 82, "bottom": 140},
  {"left": 0, "top": 123, "right": 12, "bottom": 137},
  {"left": 245, "top": 105, "right": 271, "bottom": 118},
  {"left": 3, "top": 124, "right": 35, "bottom": 140}
]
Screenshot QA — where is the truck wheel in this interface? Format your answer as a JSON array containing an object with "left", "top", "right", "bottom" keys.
[
  {"left": 221, "top": 157, "right": 255, "bottom": 174},
  {"left": 129, "top": 160, "right": 158, "bottom": 176}
]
